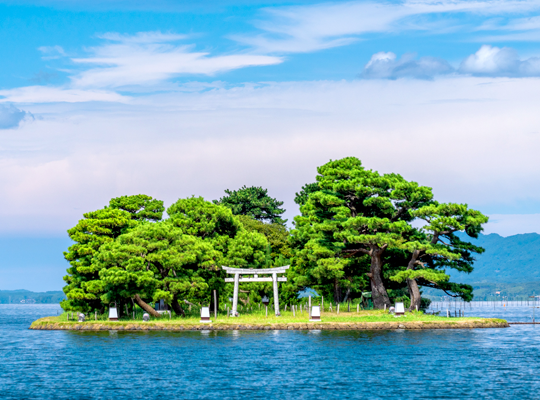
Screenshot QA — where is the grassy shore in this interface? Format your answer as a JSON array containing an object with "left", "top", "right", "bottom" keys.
[{"left": 30, "top": 309, "right": 508, "bottom": 331}]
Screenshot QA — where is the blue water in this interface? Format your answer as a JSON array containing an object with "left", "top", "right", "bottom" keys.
[{"left": 2, "top": 305, "right": 540, "bottom": 399}]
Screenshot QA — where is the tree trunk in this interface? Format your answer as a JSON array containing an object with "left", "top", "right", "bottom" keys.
[
  {"left": 369, "top": 247, "right": 391, "bottom": 309},
  {"left": 333, "top": 278, "right": 342, "bottom": 304},
  {"left": 170, "top": 297, "right": 185, "bottom": 317},
  {"left": 133, "top": 294, "right": 161, "bottom": 318},
  {"left": 407, "top": 278, "right": 422, "bottom": 311},
  {"left": 405, "top": 249, "right": 422, "bottom": 311},
  {"left": 209, "top": 290, "right": 220, "bottom": 315},
  {"left": 342, "top": 287, "right": 351, "bottom": 303}
]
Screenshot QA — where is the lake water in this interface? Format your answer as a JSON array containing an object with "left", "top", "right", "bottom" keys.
[{"left": 1, "top": 304, "right": 540, "bottom": 399}]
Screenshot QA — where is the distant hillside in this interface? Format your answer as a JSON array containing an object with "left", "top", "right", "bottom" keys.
[
  {"left": 0, "top": 290, "right": 65, "bottom": 304},
  {"left": 452, "top": 232, "right": 540, "bottom": 284}
]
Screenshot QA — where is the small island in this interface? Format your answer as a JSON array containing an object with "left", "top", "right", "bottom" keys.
[
  {"left": 34, "top": 158, "right": 500, "bottom": 330},
  {"left": 30, "top": 310, "right": 508, "bottom": 331}
]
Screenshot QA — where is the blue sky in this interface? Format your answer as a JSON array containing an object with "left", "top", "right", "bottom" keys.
[
  {"left": 4, "top": 0, "right": 540, "bottom": 90},
  {"left": 2, "top": 0, "right": 540, "bottom": 290}
]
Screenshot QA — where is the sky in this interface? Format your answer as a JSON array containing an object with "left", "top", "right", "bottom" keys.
[{"left": 2, "top": 0, "right": 540, "bottom": 290}]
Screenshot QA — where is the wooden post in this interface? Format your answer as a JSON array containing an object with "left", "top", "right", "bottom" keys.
[
  {"left": 357, "top": 303, "right": 359, "bottom": 313},
  {"left": 227, "top": 306, "right": 229, "bottom": 318},
  {"left": 308, "top": 295, "right": 312, "bottom": 318},
  {"left": 265, "top": 305, "right": 268, "bottom": 317},
  {"left": 293, "top": 305, "right": 296, "bottom": 317},
  {"left": 232, "top": 273, "right": 240, "bottom": 316},
  {"left": 214, "top": 290, "right": 218, "bottom": 319},
  {"left": 337, "top": 304, "right": 340, "bottom": 314},
  {"left": 348, "top": 302, "right": 350, "bottom": 312},
  {"left": 272, "top": 273, "right": 280, "bottom": 316},
  {"left": 95, "top": 311, "right": 97, "bottom": 321}
]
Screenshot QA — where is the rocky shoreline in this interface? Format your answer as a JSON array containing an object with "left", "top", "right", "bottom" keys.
[{"left": 30, "top": 318, "right": 509, "bottom": 331}]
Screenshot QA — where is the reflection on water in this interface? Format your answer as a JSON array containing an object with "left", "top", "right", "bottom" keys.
[{"left": 1, "top": 304, "right": 540, "bottom": 399}]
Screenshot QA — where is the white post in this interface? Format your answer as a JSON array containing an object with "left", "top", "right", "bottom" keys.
[
  {"left": 214, "top": 290, "right": 218, "bottom": 319},
  {"left": 293, "top": 305, "right": 296, "bottom": 317},
  {"left": 357, "top": 303, "right": 359, "bottom": 313},
  {"left": 272, "top": 273, "right": 280, "bottom": 316},
  {"left": 232, "top": 273, "right": 240, "bottom": 316},
  {"left": 337, "top": 304, "right": 340, "bottom": 314},
  {"left": 308, "top": 295, "right": 312, "bottom": 318}
]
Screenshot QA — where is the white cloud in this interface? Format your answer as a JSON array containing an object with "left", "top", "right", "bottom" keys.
[
  {"left": 499, "top": 15, "right": 540, "bottom": 31},
  {"left": 97, "top": 31, "right": 187, "bottom": 43},
  {"left": 0, "top": 86, "right": 129, "bottom": 104},
  {"left": 0, "top": 30, "right": 282, "bottom": 103},
  {"left": 362, "top": 51, "right": 453, "bottom": 79},
  {"left": 359, "top": 46, "right": 540, "bottom": 79},
  {"left": 3, "top": 76, "right": 540, "bottom": 235},
  {"left": 234, "top": 0, "right": 540, "bottom": 54},
  {"left": 0, "top": 104, "right": 32, "bottom": 129},
  {"left": 70, "top": 32, "right": 282, "bottom": 89},
  {"left": 459, "top": 45, "right": 540, "bottom": 77},
  {"left": 38, "top": 45, "right": 66, "bottom": 59}
]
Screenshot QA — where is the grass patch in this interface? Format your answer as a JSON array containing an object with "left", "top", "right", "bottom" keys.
[{"left": 42, "top": 309, "right": 498, "bottom": 326}]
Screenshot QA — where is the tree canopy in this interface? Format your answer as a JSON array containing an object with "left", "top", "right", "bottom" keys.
[
  {"left": 214, "top": 185, "right": 286, "bottom": 224},
  {"left": 61, "top": 158, "right": 488, "bottom": 315},
  {"left": 290, "top": 157, "right": 487, "bottom": 309},
  {"left": 62, "top": 194, "right": 163, "bottom": 313},
  {"left": 62, "top": 196, "right": 268, "bottom": 315}
]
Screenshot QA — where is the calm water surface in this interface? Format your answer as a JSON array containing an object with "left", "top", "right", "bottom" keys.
[{"left": 1, "top": 304, "right": 540, "bottom": 399}]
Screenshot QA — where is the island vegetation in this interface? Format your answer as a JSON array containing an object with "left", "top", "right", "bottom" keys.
[{"left": 59, "top": 157, "right": 489, "bottom": 321}]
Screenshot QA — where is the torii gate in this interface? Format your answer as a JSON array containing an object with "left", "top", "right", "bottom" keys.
[{"left": 222, "top": 265, "right": 289, "bottom": 317}]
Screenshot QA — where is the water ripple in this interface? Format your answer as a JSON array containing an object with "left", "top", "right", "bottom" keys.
[{"left": 1, "top": 305, "right": 539, "bottom": 399}]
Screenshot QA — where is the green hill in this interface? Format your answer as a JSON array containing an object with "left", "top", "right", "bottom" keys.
[
  {"left": 0, "top": 289, "right": 65, "bottom": 304},
  {"left": 453, "top": 232, "right": 540, "bottom": 284},
  {"left": 421, "top": 232, "right": 540, "bottom": 299}
]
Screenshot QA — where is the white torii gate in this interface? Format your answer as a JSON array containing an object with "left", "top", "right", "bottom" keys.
[{"left": 222, "top": 265, "right": 289, "bottom": 317}]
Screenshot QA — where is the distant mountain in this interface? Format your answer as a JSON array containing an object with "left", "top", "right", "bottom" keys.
[
  {"left": 452, "top": 232, "right": 540, "bottom": 284},
  {"left": 0, "top": 290, "right": 65, "bottom": 304}
]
